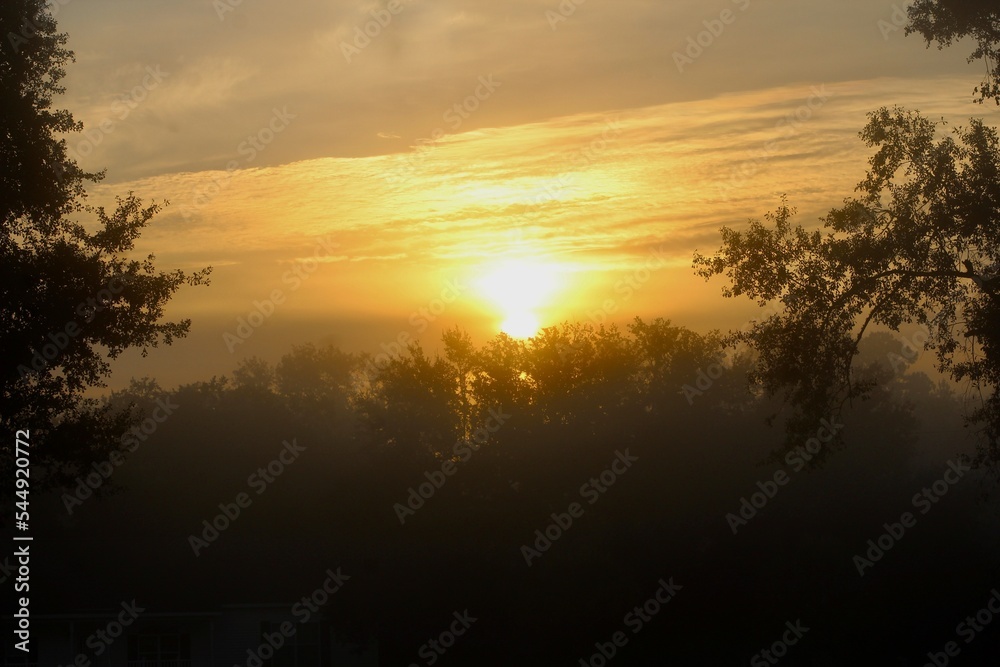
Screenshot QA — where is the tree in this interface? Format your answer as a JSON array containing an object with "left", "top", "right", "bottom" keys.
[
  {"left": 1, "top": 0, "right": 210, "bottom": 496},
  {"left": 694, "top": 107, "right": 1000, "bottom": 464},
  {"left": 906, "top": 0, "right": 1000, "bottom": 104}
]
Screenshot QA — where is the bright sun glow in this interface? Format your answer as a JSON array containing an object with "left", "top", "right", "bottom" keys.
[
  {"left": 476, "top": 259, "right": 563, "bottom": 338},
  {"left": 500, "top": 311, "right": 540, "bottom": 338}
]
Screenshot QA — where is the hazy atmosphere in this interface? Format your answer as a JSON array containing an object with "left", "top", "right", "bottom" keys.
[
  {"left": 4, "top": 0, "right": 1000, "bottom": 665},
  {"left": 50, "top": 0, "right": 995, "bottom": 386}
]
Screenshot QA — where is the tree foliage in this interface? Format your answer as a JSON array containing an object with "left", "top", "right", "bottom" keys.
[
  {"left": 907, "top": 0, "right": 1000, "bottom": 104},
  {"left": 41, "top": 323, "right": 995, "bottom": 664},
  {"left": 694, "top": 107, "right": 1000, "bottom": 463},
  {"left": 0, "top": 0, "right": 209, "bottom": 495}
]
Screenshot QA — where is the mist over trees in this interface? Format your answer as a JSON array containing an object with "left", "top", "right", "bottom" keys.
[
  {"left": 694, "top": 108, "right": 1000, "bottom": 468},
  {"left": 7, "top": 1, "right": 1000, "bottom": 665},
  {"left": 32, "top": 321, "right": 1000, "bottom": 664}
]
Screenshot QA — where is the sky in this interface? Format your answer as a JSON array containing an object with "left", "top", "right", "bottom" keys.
[{"left": 51, "top": 0, "right": 1000, "bottom": 388}]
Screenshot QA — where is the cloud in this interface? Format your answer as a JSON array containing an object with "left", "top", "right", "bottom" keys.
[{"left": 58, "top": 0, "right": 980, "bottom": 186}]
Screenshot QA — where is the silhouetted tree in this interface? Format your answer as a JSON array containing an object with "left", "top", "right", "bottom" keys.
[
  {"left": 275, "top": 343, "right": 356, "bottom": 426},
  {"left": 0, "top": 0, "right": 209, "bottom": 497},
  {"left": 231, "top": 355, "right": 277, "bottom": 395},
  {"left": 354, "top": 344, "right": 461, "bottom": 465},
  {"left": 694, "top": 107, "right": 1000, "bottom": 463},
  {"left": 907, "top": 0, "right": 1000, "bottom": 104},
  {"left": 31, "top": 325, "right": 1000, "bottom": 664}
]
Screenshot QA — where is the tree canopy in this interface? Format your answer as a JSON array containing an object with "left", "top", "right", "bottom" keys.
[
  {"left": 34, "top": 324, "right": 996, "bottom": 664},
  {"left": 1, "top": 0, "right": 209, "bottom": 496},
  {"left": 694, "top": 107, "right": 1000, "bottom": 464},
  {"left": 907, "top": 0, "right": 1000, "bottom": 104}
]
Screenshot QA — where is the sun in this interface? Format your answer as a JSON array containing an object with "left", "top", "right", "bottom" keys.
[
  {"left": 475, "top": 259, "right": 562, "bottom": 338},
  {"left": 500, "top": 311, "right": 540, "bottom": 338}
]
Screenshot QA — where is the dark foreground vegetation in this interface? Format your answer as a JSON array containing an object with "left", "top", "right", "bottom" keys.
[{"left": 27, "top": 321, "right": 1000, "bottom": 665}]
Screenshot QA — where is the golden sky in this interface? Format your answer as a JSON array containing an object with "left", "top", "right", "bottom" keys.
[{"left": 53, "top": 1, "right": 1000, "bottom": 387}]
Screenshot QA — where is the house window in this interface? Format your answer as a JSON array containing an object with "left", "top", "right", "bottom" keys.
[
  {"left": 261, "top": 621, "right": 321, "bottom": 667},
  {"left": 126, "top": 631, "right": 191, "bottom": 665}
]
